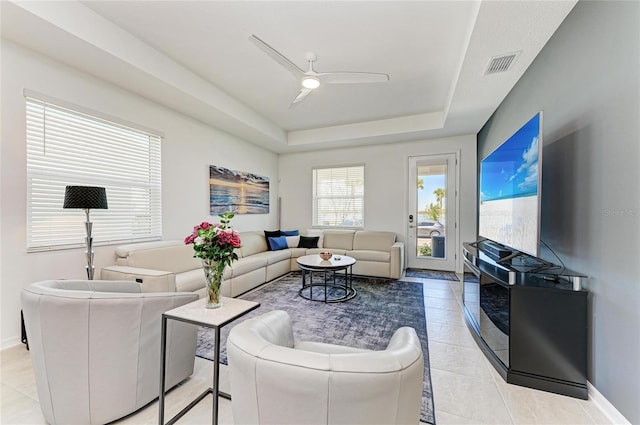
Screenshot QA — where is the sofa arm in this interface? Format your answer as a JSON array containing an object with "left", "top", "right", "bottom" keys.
[
  {"left": 390, "top": 241, "right": 404, "bottom": 279},
  {"left": 100, "top": 265, "right": 177, "bottom": 293}
]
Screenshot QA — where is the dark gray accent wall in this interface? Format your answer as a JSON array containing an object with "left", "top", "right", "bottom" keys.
[{"left": 477, "top": 1, "right": 639, "bottom": 422}]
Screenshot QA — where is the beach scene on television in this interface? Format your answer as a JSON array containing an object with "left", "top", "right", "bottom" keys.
[
  {"left": 479, "top": 113, "right": 541, "bottom": 255},
  {"left": 209, "top": 165, "right": 269, "bottom": 215}
]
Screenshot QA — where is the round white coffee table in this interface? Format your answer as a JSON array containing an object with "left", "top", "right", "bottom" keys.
[{"left": 296, "top": 254, "right": 357, "bottom": 303}]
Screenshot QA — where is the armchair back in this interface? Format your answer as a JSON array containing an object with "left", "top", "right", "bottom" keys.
[
  {"left": 22, "top": 280, "right": 198, "bottom": 425},
  {"left": 227, "top": 310, "right": 423, "bottom": 425}
]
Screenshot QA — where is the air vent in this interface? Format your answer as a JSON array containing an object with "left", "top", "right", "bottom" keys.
[{"left": 485, "top": 52, "right": 520, "bottom": 75}]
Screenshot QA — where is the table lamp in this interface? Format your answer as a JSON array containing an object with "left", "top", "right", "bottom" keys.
[{"left": 63, "top": 185, "right": 108, "bottom": 280}]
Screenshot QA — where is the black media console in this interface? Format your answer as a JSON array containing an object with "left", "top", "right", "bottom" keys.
[{"left": 462, "top": 242, "right": 588, "bottom": 399}]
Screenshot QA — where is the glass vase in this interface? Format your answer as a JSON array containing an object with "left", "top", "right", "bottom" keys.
[{"left": 202, "top": 259, "right": 224, "bottom": 309}]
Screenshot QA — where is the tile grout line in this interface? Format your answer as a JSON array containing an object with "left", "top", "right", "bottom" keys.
[
  {"left": 452, "top": 277, "right": 517, "bottom": 424},
  {"left": 486, "top": 367, "right": 518, "bottom": 425}
]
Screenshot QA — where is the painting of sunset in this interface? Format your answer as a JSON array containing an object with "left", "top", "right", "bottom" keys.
[{"left": 209, "top": 165, "right": 269, "bottom": 215}]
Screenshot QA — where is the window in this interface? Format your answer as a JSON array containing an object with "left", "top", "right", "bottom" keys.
[
  {"left": 312, "top": 165, "right": 364, "bottom": 227},
  {"left": 26, "top": 96, "right": 162, "bottom": 251}
]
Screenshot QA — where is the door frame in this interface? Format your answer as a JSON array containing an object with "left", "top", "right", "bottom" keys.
[{"left": 406, "top": 152, "right": 460, "bottom": 271}]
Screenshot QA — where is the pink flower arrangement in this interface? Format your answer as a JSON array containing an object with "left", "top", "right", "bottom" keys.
[{"left": 184, "top": 212, "right": 241, "bottom": 267}]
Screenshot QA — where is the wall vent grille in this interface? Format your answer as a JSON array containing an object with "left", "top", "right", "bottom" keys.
[{"left": 485, "top": 52, "right": 520, "bottom": 75}]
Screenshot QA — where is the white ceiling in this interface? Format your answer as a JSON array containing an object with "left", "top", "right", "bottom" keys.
[{"left": 1, "top": 1, "right": 577, "bottom": 153}]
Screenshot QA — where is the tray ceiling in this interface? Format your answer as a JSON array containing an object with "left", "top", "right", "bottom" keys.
[{"left": 1, "top": 1, "right": 577, "bottom": 153}]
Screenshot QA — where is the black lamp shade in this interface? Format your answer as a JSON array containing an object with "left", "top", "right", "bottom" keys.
[{"left": 63, "top": 186, "right": 108, "bottom": 209}]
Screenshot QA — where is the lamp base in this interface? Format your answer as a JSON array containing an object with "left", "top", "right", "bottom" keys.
[
  {"left": 86, "top": 264, "right": 95, "bottom": 280},
  {"left": 84, "top": 209, "right": 95, "bottom": 280}
]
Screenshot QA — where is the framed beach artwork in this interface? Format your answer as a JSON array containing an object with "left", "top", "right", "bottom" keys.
[{"left": 209, "top": 165, "right": 269, "bottom": 215}]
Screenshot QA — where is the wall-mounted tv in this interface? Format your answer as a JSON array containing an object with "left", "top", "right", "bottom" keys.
[{"left": 479, "top": 112, "right": 542, "bottom": 257}]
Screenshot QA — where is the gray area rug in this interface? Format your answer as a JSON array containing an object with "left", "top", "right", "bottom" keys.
[
  {"left": 196, "top": 272, "right": 436, "bottom": 425},
  {"left": 406, "top": 268, "right": 459, "bottom": 281}
]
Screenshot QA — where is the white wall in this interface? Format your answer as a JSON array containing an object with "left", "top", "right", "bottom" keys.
[
  {"left": 0, "top": 40, "right": 279, "bottom": 348},
  {"left": 278, "top": 135, "right": 477, "bottom": 272}
]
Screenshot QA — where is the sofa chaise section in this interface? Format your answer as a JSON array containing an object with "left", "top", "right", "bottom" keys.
[
  {"left": 101, "top": 240, "right": 207, "bottom": 296},
  {"left": 352, "top": 230, "right": 404, "bottom": 279}
]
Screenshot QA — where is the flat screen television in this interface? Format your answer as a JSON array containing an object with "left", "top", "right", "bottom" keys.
[{"left": 479, "top": 112, "right": 542, "bottom": 257}]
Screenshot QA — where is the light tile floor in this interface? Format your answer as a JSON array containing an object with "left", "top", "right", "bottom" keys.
[{"left": 1, "top": 276, "right": 614, "bottom": 424}]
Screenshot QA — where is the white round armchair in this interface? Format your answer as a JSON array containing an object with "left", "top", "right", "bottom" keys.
[
  {"left": 227, "top": 310, "right": 424, "bottom": 425},
  {"left": 21, "top": 279, "right": 199, "bottom": 425}
]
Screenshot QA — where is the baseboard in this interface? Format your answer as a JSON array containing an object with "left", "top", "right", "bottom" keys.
[
  {"left": 587, "top": 381, "right": 630, "bottom": 424},
  {"left": 1, "top": 336, "right": 22, "bottom": 351}
]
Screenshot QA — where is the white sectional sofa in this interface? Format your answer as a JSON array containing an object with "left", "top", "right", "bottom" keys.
[{"left": 101, "top": 230, "right": 404, "bottom": 298}]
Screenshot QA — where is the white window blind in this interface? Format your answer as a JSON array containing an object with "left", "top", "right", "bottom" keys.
[
  {"left": 26, "top": 97, "right": 162, "bottom": 251},
  {"left": 312, "top": 165, "right": 364, "bottom": 227}
]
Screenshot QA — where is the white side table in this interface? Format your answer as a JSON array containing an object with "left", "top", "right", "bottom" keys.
[{"left": 158, "top": 297, "right": 260, "bottom": 425}]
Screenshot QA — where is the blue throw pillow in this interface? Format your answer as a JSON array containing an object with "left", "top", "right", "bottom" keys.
[
  {"left": 282, "top": 230, "right": 299, "bottom": 236},
  {"left": 264, "top": 230, "right": 282, "bottom": 250},
  {"left": 268, "top": 236, "right": 288, "bottom": 251}
]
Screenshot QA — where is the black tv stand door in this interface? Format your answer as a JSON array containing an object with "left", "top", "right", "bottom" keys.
[{"left": 462, "top": 243, "right": 588, "bottom": 399}]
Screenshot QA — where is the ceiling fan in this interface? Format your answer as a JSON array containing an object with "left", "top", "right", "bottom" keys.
[{"left": 249, "top": 35, "right": 389, "bottom": 106}]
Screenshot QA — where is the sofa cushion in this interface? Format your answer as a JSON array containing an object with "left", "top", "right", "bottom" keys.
[
  {"left": 264, "top": 230, "right": 282, "bottom": 250},
  {"left": 349, "top": 250, "right": 391, "bottom": 263},
  {"left": 305, "top": 248, "right": 348, "bottom": 256},
  {"left": 115, "top": 240, "right": 183, "bottom": 258},
  {"left": 288, "top": 248, "right": 307, "bottom": 258},
  {"left": 175, "top": 268, "right": 206, "bottom": 293},
  {"left": 241, "top": 232, "right": 269, "bottom": 257},
  {"left": 268, "top": 236, "right": 288, "bottom": 251},
  {"left": 231, "top": 254, "right": 269, "bottom": 277},
  {"left": 353, "top": 231, "right": 396, "bottom": 252},
  {"left": 265, "top": 249, "right": 292, "bottom": 265},
  {"left": 322, "top": 230, "right": 355, "bottom": 250},
  {"left": 298, "top": 236, "right": 319, "bottom": 249},
  {"left": 116, "top": 241, "right": 200, "bottom": 274}
]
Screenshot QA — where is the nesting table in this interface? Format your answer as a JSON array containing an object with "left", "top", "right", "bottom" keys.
[
  {"left": 158, "top": 296, "right": 260, "bottom": 425},
  {"left": 296, "top": 254, "right": 357, "bottom": 303}
]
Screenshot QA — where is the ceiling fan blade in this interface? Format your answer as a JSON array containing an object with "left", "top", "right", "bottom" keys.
[
  {"left": 317, "top": 72, "right": 389, "bottom": 84},
  {"left": 249, "top": 35, "right": 304, "bottom": 79},
  {"left": 290, "top": 88, "right": 313, "bottom": 106}
]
